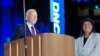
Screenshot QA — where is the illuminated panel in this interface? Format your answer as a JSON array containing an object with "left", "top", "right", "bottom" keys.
[
  {"left": 9, "top": 43, "right": 11, "bottom": 56},
  {"left": 31, "top": 38, "right": 33, "bottom": 56},
  {"left": 50, "top": 0, "right": 65, "bottom": 34},
  {"left": 16, "top": 42, "right": 19, "bottom": 56}
]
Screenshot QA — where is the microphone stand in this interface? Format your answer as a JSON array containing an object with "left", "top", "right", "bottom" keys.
[{"left": 23, "top": 0, "right": 27, "bottom": 56}]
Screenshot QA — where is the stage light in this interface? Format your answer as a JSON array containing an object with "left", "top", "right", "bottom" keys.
[
  {"left": 7, "top": 38, "right": 11, "bottom": 42},
  {"left": 76, "top": 0, "right": 89, "bottom": 2},
  {"left": 95, "top": 5, "right": 99, "bottom": 10},
  {"left": 76, "top": 0, "right": 80, "bottom": 2}
]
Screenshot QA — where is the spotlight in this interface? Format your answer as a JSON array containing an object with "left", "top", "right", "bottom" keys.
[
  {"left": 95, "top": 5, "right": 99, "bottom": 10},
  {"left": 7, "top": 38, "right": 11, "bottom": 42}
]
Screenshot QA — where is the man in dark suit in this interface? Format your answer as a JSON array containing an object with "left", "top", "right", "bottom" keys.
[{"left": 11, "top": 9, "right": 39, "bottom": 41}]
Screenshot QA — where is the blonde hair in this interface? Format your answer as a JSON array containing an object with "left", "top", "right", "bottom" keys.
[{"left": 26, "top": 9, "right": 37, "bottom": 20}]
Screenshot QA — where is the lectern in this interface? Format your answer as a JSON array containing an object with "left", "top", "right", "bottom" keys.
[{"left": 5, "top": 33, "right": 75, "bottom": 56}]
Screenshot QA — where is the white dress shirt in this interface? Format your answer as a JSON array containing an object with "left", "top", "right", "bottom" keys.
[{"left": 26, "top": 22, "right": 37, "bottom": 35}]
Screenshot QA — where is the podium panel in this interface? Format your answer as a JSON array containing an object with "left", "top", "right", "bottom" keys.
[
  {"left": 41, "top": 33, "right": 74, "bottom": 56},
  {"left": 5, "top": 39, "right": 24, "bottom": 56},
  {"left": 26, "top": 35, "right": 40, "bottom": 56},
  {"left": 5, "top": 33, "right": 75, "bottom": 56}
]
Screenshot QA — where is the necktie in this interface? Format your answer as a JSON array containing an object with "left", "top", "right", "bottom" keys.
[{"left": 31, "top": 26, "right": 35, "bottom": 35}]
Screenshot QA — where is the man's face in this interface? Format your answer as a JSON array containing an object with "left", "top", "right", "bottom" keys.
[
  {"left": 27, "top": 11, "right": 37, "bottom": 25},
  {"left": 82, "top": 21, "right": 93, "bottom": 34}
]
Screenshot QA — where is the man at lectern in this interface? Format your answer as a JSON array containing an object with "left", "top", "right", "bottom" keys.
[{"left": 11, "top": 9, "right": 39, "bottom": 41}]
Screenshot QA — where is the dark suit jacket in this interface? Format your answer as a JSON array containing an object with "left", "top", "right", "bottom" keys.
[{"left": 11, "top": 24, "right": 39, "bottom": 41}]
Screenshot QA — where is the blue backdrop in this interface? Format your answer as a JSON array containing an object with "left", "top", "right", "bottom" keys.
[
  {"left": 0, "top": 0, "right": 52, "bottom": 56},
  {"left": 0, "top": 0, "right": 24, "bottom": 56}
]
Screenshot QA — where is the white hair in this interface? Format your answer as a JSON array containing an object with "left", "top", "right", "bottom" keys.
[{"left": 26, "top": 9, "right": 37, "bottom": 20}]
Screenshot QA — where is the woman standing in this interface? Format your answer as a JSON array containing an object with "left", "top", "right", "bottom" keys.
[{"left": 75, "top": 17, "right": 100, "bottom": 56}]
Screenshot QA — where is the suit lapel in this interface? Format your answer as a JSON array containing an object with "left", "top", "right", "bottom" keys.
[
  {"left": 25, "top": 24, "right": 39, "bottom": 36},
  {"left": 25, "top": 24, "right": 32, "bottom": 36},
  {"left": 83, "top": 33, "right": 96, "bottom": 55}
]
